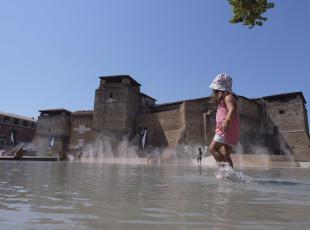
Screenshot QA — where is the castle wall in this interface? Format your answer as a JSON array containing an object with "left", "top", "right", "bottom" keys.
[
  {"left": 93, "top": 83, "right": 129, "bottom": 132},
  {"left": 140, "top": 96, "right": 281, "bottom": 156},
  {"left": 34, "top": 111, "right": 71, "bottom": 156},
  {"left": 281, "top": 132, "right": 310, "bottom": 161},
  {"left": 126, "top": 86, "right": 141, "bottom": 138},
  {"left": 140, "top": 95, "right": 156, "bottom": 113},
  {"left": 237, "top": 97, "right": 269, "bottom": 153},
  {"left": 264, "top": 94, "right": 310, "bottom": 161},
  {"left": 93, "top": 79, "right": 140, "bottom": 140},
  {"left": 182, "top": 99, "right": 209, "bottom": 147},
  {"left": 34, "top": 75, "right": 310, "bottom": 161},
  {"left": 238, "top": 97, "right": 261, "bottom": 118},
  {"left": 0, "top": 113, "right": 36, "bottom": 149},
  {"left": 265, "top": 95, "right": 306, "bottom": 131},
  {"left": 137, "top": 107, "right": 182, "bottom": 148},
  {"left": 69, "top": 111, "right": 93, "bottom": 151}
]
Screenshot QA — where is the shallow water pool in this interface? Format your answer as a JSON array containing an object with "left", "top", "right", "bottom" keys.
[{"left": 0, "top": 161, "right": 309, "bottom": 229}]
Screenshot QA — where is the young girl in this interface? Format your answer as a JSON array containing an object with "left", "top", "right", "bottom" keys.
[{"left": 208, "top": 73, "right": 240, "bottom": 167}]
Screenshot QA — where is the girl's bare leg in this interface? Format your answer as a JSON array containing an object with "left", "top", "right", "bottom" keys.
[
  {"left": 223, "top": 145, "right": 233, "bottom": 168},
  {"left": 208, "top": 140, "right": 226, "bottom": 163}
]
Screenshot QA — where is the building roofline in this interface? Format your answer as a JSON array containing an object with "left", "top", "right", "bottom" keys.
[
  {"left": 39, "top": 109, "right": 72, "bottom": 115},
  {"left": 155, "top": 94, "right": 258, "bottom": 107},
  {"left": 154, "top": 97, "right": 206, "bottom": 108},
  {"left": 0, "top": 111, "right": 36, "bottom": 122},
  {"left": 140, "top": 92, "right": 157, "bottom": 101},
  {"left": 262, "top": 92, "right": 306, "bottom": 104},
  {"left": 154, "top": 101, "right": 183, "bottom": 107},
  {"left": 238, "top": 95, "right": 261, "bottom": 105},
  {"left": 151, "top": 101, "right": 183, "bottom": 113},
  {"left": 99, "top": 75, "right": 141, "bottom": 86},
  {"left": 185, "top": 96, "right": 211, "bottom": 103},
  {"left": 72, "top": 110, "right": 93, "bottom": 113},
  {"left": 72, "top": 110, "right": 93, "bottom": 115}
]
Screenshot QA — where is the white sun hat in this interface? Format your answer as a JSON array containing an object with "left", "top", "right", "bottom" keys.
[{"left": 209, "top": 73, "right": 233, "bottom": 93}]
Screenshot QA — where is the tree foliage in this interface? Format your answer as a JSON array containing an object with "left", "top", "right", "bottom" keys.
[{"left": 228, "top": 0, "right": 275, "bottom": 28}]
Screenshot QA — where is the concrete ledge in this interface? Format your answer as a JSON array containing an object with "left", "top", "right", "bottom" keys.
[
  {"left": 81, "top": 157, "right": 147, "bottom": 164},
  {"left": 268, "top": 161, "right": 300, "bottom": 168},
  {"left": 299, "top": 162, "right": 310, "bottom": 168},
  {"left": 231, "top": 154, "right": 270, "bottom": 168},
  {"left": 0, "top": 154, "right": 301, "bottom": 168},
  {"left": 0, "top": 156, "right": 58, "bottom": 161},
  {"left": 198, "top": 154, "right": 300, "bottom": 168}
]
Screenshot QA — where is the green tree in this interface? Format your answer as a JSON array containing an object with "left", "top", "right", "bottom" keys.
[{"left": 228, "top": 0, "right": 275, "bottom": 28}]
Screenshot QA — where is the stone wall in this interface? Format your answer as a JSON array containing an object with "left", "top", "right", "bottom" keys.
[
  {"left": 137, "top": 106, "right": 182, "bottom": 149},
  {"left": 180, "top": 96, "right": 275, "bottom": 155},
  {"left": 281, "top": 132, "right": 310, "bottom": 161},
  {"left": 264, "top": 93, "right": 310, "bottom": 161},
  {"left": 139, "top": 96, "right": 282, "bottom": 157},
  {"left": 34, "top": 110, "right": 71, "bottom": 156},
  {"left": 93, "top": 83, "right": 129, "bottom": 132},
  {"left": 237, "top": 97, "right": 269, "bottom": 153},
  {"left": 93, "top": 79, "right": 140, "bottom": 140},
  {"left": 0, "top": 124, "right": 36, "bottom": 149},
  {"left": 0, "top": 113, "right": 36, "bottom": 149},
  {"left": 140, "top": 94, "right": 156, "bottom": 113},
  {"left": 69, "top": 111, "right": 93, "bottom": 151},
  {"left": 265, "top": 94, "right": 306, "bottom": 131},
  {"left": 126, "top": 85, "right": 141, "bottom": 138},
  {"left": 182, "top": 99, "right": 210, "bottom": 147}
]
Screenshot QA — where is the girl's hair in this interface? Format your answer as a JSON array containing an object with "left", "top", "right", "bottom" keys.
[{"left": 212, "top": 90, "right": 238, "bottom": 106}]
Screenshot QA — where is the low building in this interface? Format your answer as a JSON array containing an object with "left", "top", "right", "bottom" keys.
[
  {"left": 34, "top": 75, "right": 310, "bottom": 161},
  {"left": 0, "top": 111, "right": 37, "bottom": 150}
]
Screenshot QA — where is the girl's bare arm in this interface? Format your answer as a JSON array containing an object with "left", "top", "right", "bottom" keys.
[{"left": 224, "top": 94, "right": 237, "bottom": 123}]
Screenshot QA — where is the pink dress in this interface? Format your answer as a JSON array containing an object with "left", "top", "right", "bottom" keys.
[{"left": 215, "top": 99, "right": 240, "bottom": 146}]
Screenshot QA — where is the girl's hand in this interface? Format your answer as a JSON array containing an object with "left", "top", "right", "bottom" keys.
[{"left": 219, "top": 121, "right": 229, "bottom": 132}]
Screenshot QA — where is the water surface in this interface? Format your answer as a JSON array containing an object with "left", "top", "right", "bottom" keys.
[{"left": 0, "top": 161, "right": 309, "bottom": 229}]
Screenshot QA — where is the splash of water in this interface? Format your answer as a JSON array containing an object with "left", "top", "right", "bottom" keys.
[{"left": 215, "top": 163, "right": 248, "bottom": 183}]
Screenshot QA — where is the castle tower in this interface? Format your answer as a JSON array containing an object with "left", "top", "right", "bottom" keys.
[
  {"left": 34, "top": 109, "right": 71, "bottom": 156},
  {"left": 93, "top": 75, "right": 141, "bottom": 143},
  {"left": 263, "top": 92, "right": 310, "bottom": 161}
]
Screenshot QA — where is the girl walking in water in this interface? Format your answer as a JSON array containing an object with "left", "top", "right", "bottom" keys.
[{"left": 208, "top": 73, "right": 240, "bottom": 168}]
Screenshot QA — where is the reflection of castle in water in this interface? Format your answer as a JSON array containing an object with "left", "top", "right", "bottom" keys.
[{"left": 34, "top": 75, "right": 310, "bottom": 161}]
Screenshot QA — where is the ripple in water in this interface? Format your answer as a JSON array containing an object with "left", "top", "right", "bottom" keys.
[{"left": 214, "top": 163, "right": 248, "bottom": 183}]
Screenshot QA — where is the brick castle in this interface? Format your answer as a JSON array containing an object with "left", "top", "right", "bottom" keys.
[{"left": 34, "top": 75, "right": 310, "bottom": 161}]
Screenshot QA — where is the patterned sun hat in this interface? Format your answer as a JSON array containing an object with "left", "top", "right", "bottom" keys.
[{"left": 209, "top": 73, "right": 233, "bottom": 93}]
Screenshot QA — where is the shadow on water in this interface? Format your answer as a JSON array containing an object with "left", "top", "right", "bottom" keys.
[{"left": 252, "top": 179, "right": 310, "bottom": 186}]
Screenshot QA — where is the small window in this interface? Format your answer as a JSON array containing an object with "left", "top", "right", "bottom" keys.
[
  {"left": 23, "top": 120, "right": 29, "bottom": 127},
  {"left": 4, "top": 116, "right": 9, "bottom": 122},
  {"left": 14, "top": 118, "right": 19, "bottom": 125},
  {"left": 109, "top": 92, "right": 113, "bottom": 99},
  {"left": 279, "top": 110, "right": 285, "bottom": 114}
]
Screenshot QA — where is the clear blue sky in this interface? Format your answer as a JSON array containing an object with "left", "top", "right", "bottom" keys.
[{"left": 1, "top": 0, "right": 310, "bottom": 119}]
